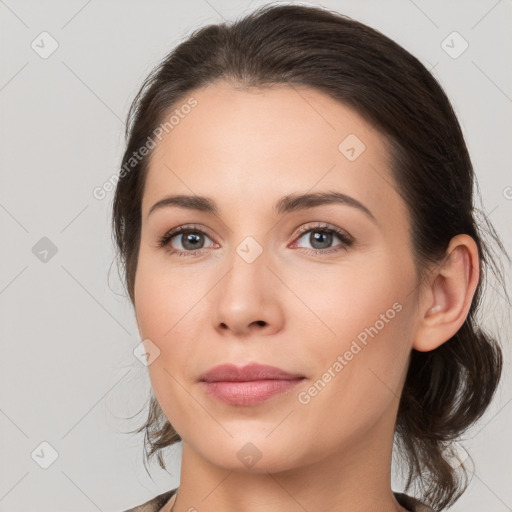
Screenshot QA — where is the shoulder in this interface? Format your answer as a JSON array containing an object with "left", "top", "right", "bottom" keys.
[
  {"left": 394, "top": 492, "right": 436, "bottom": 512},
  {"left": 122, "top": 488, "right": 177, "bottom": 512}
]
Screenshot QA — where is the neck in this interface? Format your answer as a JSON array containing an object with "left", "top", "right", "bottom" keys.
[{"left": 165, "top": 408, "right": 406, "bottom": 512}]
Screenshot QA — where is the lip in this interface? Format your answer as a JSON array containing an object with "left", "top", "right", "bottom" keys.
[
  {"left": 199, "top": 363, "right": 305, "bottom": 406},
  {"left": 200, "top": 362, "right": 304, "bottom": 383}
]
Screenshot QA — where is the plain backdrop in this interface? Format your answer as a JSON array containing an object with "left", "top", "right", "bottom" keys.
[{"left": 0, "top": 1, "right": 511, "bottom": 511}]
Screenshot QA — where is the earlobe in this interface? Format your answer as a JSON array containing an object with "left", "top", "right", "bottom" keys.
[{"left": 412, "top": 234, "right": 480, "bottom": 352}]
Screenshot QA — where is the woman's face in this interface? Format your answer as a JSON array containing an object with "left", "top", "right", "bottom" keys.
[{"left": 134, "top": 82, "right": 420, "bottom": 472}]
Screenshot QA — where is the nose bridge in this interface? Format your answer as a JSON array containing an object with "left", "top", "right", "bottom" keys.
[
  {"left": 212, "top": 232, "right": 281, "bottom": 335},
  {"left": 223, "top": 233, "right": 268, "bottom": 302}
]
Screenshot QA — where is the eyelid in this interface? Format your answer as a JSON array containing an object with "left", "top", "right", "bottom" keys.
[
  {"left": 293, "top": 222, "right": 353, "bottom": 241},
  {"left": 157, "top": 223, "right": 215, "bottom": 248}
]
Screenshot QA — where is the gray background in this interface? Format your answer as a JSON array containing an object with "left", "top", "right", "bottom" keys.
[{"left": 0, "top": 0, "right": 511, "bottom": 511}]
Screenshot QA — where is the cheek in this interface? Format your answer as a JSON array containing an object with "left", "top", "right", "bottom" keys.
[
  {"left": 134, "top": 258, "right": 203, "bottom": 436},
  {"left": 291, "top": 253, "right": 411, "bottom": 351},
  {"left": 133, "top": 253, "right": 211, "bottom": 390},
  {"left": 134, "top": 250, "right": 202, "bottom": 340},
  {"left": 292, "top": 299, "right": 412, "bottom": 452},
  {"left": 293, "top": 254, "right": 414, "bottom": 412}
]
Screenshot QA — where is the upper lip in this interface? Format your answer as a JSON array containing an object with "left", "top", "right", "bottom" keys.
[{"left": 200, "top": 363, "right": 304, "bottom": 383}]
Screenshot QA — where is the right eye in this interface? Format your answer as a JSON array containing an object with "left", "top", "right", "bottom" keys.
[{"left": 158, "top": 225, "right": 216, "bottom": 257}]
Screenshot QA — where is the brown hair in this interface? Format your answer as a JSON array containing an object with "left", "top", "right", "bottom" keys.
[{"left": 112, "top": 4, "right": 508, "bottom": 509}]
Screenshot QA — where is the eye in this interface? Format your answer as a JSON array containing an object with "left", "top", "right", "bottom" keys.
[
  {"left": 158, "top": 222, "right": 354, "bottom": 257},
  {"left": 291, "top": 223, "right": 354, "bottom": 255},
  {"left": 158, "top": 225, "right": 215, "bottom": 257}
]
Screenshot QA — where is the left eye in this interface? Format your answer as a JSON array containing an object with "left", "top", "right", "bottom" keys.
[{"left": 293, "top": 226, "right": 353, "bottom": 252}]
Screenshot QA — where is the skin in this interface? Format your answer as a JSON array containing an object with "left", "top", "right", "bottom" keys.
[{"left": 133, "top": 82, "right": 479, "bottom": 512}]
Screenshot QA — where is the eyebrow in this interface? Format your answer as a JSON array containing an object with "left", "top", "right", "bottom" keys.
[{"left": 147, "top": 191, "right": 376, "bottom": 223}]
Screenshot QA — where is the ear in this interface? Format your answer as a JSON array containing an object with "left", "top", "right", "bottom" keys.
[{"left": 413, "top": 234, "right": 480, "bottom": 352}]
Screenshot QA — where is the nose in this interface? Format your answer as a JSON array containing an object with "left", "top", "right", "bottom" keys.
[{"left": 212, "top": 246, "right": 284, "bottom": 338}]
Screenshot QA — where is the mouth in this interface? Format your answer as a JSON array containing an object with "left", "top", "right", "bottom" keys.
[{"left": 199, "top": 362, "right": 306, "bottom": 406}]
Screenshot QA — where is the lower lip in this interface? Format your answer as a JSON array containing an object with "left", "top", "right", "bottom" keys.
[{"left": 201, "top": 379, "right": 304, "bottom": 406}]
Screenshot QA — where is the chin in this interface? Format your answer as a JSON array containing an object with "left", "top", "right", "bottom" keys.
[{"left": 191, "top": 434, "right": 304, "bottom": 474}]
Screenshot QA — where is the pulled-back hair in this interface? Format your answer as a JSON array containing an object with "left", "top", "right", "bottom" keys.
[{"left": 112, "top": 5, "right": 508, "bottom": 509}]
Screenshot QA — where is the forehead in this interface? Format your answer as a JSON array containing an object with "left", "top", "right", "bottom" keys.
[{"left": 142, "top": 82, "right": 406, "bottom": 225}]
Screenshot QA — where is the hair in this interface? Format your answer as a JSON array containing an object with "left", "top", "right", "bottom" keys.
[{"left": 112, "top": 4, "right": 509, "bottom": 510}]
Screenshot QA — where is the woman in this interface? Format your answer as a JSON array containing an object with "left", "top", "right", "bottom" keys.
[{"left": 114, "top": 4, "right": 506, "bottom": 511}]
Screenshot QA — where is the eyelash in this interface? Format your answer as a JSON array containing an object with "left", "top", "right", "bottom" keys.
[{"left": 157, "top": 222, "right": 354, "bottom": 257}]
